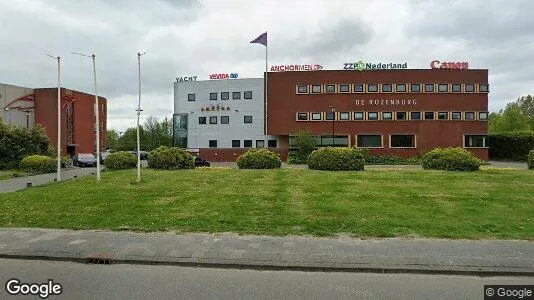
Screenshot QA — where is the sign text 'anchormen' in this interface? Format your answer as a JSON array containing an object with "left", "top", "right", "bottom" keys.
[{"left": 270, "top": 64, "right": 323, "bottom": 72}]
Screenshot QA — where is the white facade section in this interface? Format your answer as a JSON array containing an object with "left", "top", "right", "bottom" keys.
[
  {"left": 0, "top": 83, "right": 35, "bottom": 128},
  {"left": 174, "top": 78, "right": 278, "bottom": 148}
]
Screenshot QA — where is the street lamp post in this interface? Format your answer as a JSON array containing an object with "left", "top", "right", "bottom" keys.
[
  {"left": 329, "top": 105, "right": 336, "bottom": 146},
  {"left": 136, "top": 51, "right": 147, "bottom": 182},
  {"left": 24, "top": 110, "right": 30, "bottom": 129},
  {"left": 47, "top": 55, "right": 61, "bottom": 181},
  {"left": 72, "top": 52, "right": 101, "bottom": 181}
]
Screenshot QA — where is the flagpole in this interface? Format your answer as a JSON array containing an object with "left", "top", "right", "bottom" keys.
[{"left": 265, "top": 42, "right": 268, "bottom": 135}]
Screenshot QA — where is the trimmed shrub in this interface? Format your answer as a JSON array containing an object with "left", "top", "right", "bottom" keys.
[
  {"left": 357, "top": 148, "right": 421, "bottom": 165},
  {"left": 19, "top": 155, "right": 56, "bottom": 175},
  {"left": 0, "top": 122, "right": 51, "bottom": 169},
  {"left": 308, "top": 147, "right": 365, "bottom": 171},
  {"left": 61, "top": 155, "right": 73, "bottom": 168},
  {"left": 236, "top": 149, "right": 281, "bottom": 169},
  {"left": 287, "top": 130, "right": 317, "bottom": 164},
  {"left": 422, "top": 147, "right": 482, "bottom": 171},
  {"left": 147, "top": 146, "right": 194, "bottom": 170},
  {"left": 104, "top": 151, "right": 137, "bottom": 170},
  {"left": 489, "top": 131, "right": 534, "bottom": 161},
  {"left": 528, "top": 150, "right": 534, "bottom": 169}
]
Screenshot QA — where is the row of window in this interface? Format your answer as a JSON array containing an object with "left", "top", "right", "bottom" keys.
[
  {"left": 199, "top": 115, "right": 253, "bottom": 124},
  {"left": 296, "top": 83, "right": 489, "bottom": 94},
  {"left": 188, "top": 91, "right": 254, "bottom": 101},
  {"left": 208, "top": 139, "right": 278, "bottom": 148},
  {"left": 296, "top": 111, "right": 489, "bottom": 121},
  {"left": 288, "top": 135, "right": 488, "bottom": 149}
]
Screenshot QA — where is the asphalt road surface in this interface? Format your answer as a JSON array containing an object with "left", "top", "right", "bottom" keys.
[{"left": 0, "top": 259, "right": 532, "bottom": 300}]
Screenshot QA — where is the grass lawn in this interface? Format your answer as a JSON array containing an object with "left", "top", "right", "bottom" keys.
[
  {"left": 0, "top": 170, "right": 26, "bottom": 180},
  {"left": 0, "top": 168, "right": 533, "bottom": 239}
]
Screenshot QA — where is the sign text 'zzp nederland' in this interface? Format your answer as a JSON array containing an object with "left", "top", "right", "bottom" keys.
[{"left": 344, "top": 61, "right": 408, "bottom": 71}]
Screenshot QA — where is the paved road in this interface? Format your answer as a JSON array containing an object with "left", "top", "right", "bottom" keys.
[
  {"left": 0, "top": 167, "right": 98, "bottom": 193},
  {"left": 0, "top": 259, "right": 531, "bottom": 300},
  {"left": 1, "top": 228, "right": 532, "bottom": 276}
]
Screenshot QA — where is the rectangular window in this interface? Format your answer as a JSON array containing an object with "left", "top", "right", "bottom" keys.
[
  {"left": 244, "top": 115, "right": 253, "bottom": 123},
  {"left": 256, "top": 140, "right": 265, "bottom": 148},
  {"left": 187, "top": 93, "right": 195, "bottom": 101},
  {"left": 244, "top": 140, "right": 252, "bottom": 147},
  {"left": 221, "top": 116, "right": 229, "bottom": 124},
  {"left": 424, "top": 112, "right": 435, "bottom": 120},
  {"left": 311, "top": 85, "right": 321, "bottom": 93},
  {"left": 438, "top": 112, "right": 448, "bottom": 120},
  {"left": 354, "top": 84, "right": 364, "bottom": 92},
  {"left": 452, "top": 112, "right": 462, "bottom": 120},
  {"left": 339, "top": 84, "right": 350, "bottom": 92},
  {"left": 354, "top": 112, "right": 364, "bottom": 120},
  {"left": 357, "top": 135, "right": 382, "bottom": 148},
  {"left": 368, "top": 112, "right": 378, "bottom": 120},
  {"left": 325, "top": 84, "right": 336, "bottom": 93},
  {"left": 297, "top": 85, "right": 308, "bottom": 94},
  {"left": 339, "top": 112, "right": 350, "bottom": 120},
  {"left": 396, "top": 84, "right": 407, "bottom": 92},
  {"left": 382, "top": 83, "right": 392, "bottom": 92},
  {"left": 210, "top": 92, "right": 218, "bottom": 100},
  {"left": 244, "top": 91, "right": 253, "bottom": 99},
  {"left": 452, "top": 84, "right": 461, "bottom": 92},
  {"left": 232, "top": 140, "right": 240, "bottom": 148},
  {"left": 311, "top": 112, "right": 322, "bottom": 120},
  {"left": 297, "top": 112, "right": 308, "bottom": 121},
  {"left": 479, "top": 112, "right": 489, "bottom": 120},
  {"left": 396, "top": 111, "right": 407, "bottom": 120},
  {"left": 209, "top": 140, "right": 217, "bottom": 148},
  {"left": 221, "top": 92, "right": 230, "bottom": 100},
  {"left": 326, "top": 112, "right": 335, "bottom": 120},
  {"left": 410, "top": 84, "right": 421, "bottom": 92},
  {"left": 438, "top": 84, "right": 449, "bottom": 92},
  {"left": 209, "top": 116, "right": 217, "bottom": 124},
  {"left": 232, "top": 91, "right": 241, "bottom": 99},
  {"left": 465, "top": 112, "right": 475, "bottom": 120},
  {"left": 382, "top": 112, "right": 393, "bottom": 120},
  {"left": 479, "top": 84, "right": 489, "bottom": 92},
  {"left": 391, "top": 135, "right": 416, "bottom": 148},
  {"left": 425, "top": 84, "right": 435, "bottom": 92},
  {"left": 367, "top": 84, "right": 378, "bottom": 92},
  {"left": 465, "top": 84, "right": 475, "bottom": 92},
  {"left": 464, "top": 135, "right": 487, "bottom": 148},
  {"left": 268, "top": 140, "right": 277, "bottom": 148},
  {"left": 410, "top": 112, "right": 421, "bottom": 120},
  {"left": 198, "top": 117, "right": 206, "bottom": 124}
]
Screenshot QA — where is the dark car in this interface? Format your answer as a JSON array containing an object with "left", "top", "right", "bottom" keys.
[
  {"left": 73, "top": 153, "right": 97, "bottom": 167},
  {"left": 195, "top": 156, "right": 210, "bottom": 167},
  {"left": 130, "top": 151, "right": 148, "bottom": 160}
]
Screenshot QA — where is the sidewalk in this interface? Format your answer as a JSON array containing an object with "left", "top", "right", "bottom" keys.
[
  {"left": 0, "top": 167, "right": 97, "bottom": 193},
  {"left": 0, "top": 228, "right": 532, "bottom": 276}
]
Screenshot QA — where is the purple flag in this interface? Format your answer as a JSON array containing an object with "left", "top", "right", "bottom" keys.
[{"left": 250, "top": 32, "right": 267, "bottom": 46}]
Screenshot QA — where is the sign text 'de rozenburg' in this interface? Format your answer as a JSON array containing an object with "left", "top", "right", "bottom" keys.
[{"left": 355, "top": 99, "right": 418, "bottom": 106}]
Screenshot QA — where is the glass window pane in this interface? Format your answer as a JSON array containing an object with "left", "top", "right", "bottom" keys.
[
  {"left": 382, "top": 112, "right": 393, "bottom": 120},
  {"left": 465, "top": 112, "right": 475, "bottom": 120},
  {"left": 297, "top": 85, "right": 308, "bottom": 93},
  {"left": 210, "top": 93, "right": 217, "bottom": 100},
  {"left": 396, "top": 112, "right": 407, "bottom": 120},
  {"left": 339, "top": 112, "right": 349, "bottom": 120},
  {"left": 382, "top": 84, "right": 392, "bottom": 92},
  {"left": 391, "top": 135, "right": 415, "bottom": 147},
  {"left": 411, "top": 112, "right": 421, "bottom": 120},
  {"left": 452, "top": 112, "right": 461, "bottom": 120},
  {"left": 297, "top": 113, "right": 308, "bottom": 120},
  {"left": 311, "top": 85, "right": 321, "bottom": 93},
  {"left": 221, "top": 92, "right": 229, "bottom": 100},
  {"left": 312, "top": 113, "right": 322, "bottom": 120},
  {"left": 368, "top": 112, "right": 378, "bottom": 120},
  {"left": 424, "top": 112, "right": 434, "bottom": 120},
  {"left": 326, "top": 85, "right": 336, "bottom": 92},
  {"left": 339, "top": 84, "right": 350, "bottom": 92},
  {"left": 425, "top": 84, "right": 435, "bottom": 92},
  {"left": 232, "top": 91, "right": 241, "bottom": 99},
  {"left": 452, "top": 84, "right": 461, "bottom": 92},
  {"left": 358, "top": 135, "right": 382, "bottom": 147},
  {"left": 354, "top": 84, "right": 364, "bottom": 92},
  {"left": 354, "top": 112, "right": 364, "bottom": 120},
  {"left": 244, "top": 91, "right": 253, "bottom": 99},
  {"left": 438, "top": 84, "right": 448, "bottom": 92},
  {"left": 396, "top": 84, "right": 406, "bottom": 92},
  {"left": 411, "top": 84, "right": 421, "bottom": 92},
  {"left": 465, "top": 84, "right": 475, "bottom": 92},
  {"left": 368, "top": 84, "right": 378, "bottom": 92}
]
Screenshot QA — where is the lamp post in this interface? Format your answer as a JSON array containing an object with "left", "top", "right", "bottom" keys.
[
  {"left": 47, "top": 55, "right": 61, "bottom": 181},
  {"left": 136, "top": 51, "right": 147, "bottom": 182},
  {"left": 24, "top": 109, "right": 30, "bottom": 129},
  {"left": 72, "top": 52, "right": 101, "bottom": 181},
  {"left": 4, "top": 107, "right": 10, "bottom": 124},
  {"left": 329, "top": 105, "right": 336, "bottom": 146}
]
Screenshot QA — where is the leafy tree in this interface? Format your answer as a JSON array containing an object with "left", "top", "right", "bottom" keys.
[
  {"left": 0, "top": 121, "right": 52, "bottom": 169},
  {"left": 288, "top": 130, "right": 316, "bottom": 164},
  {"left": 106, "top": 129, "right": 119, "bottom": 150},
  {"left": 490, "top": 103, "right": 530, "bottom": 133},
  {"left": 517, "top": 95, "right": 534, "bottom": 129}
]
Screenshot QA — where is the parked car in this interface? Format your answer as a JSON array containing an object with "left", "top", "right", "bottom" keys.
[
  {"left": 130, "top": 151, "right": 148, "bottom": 160},
  {"left": 195, "top": 156, "right": 211, "bottom": 167},
  {"left": 73, "top": 153, "right": 97, "bottom": 167}
]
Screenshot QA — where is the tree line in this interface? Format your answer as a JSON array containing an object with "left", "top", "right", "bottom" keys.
[
  {"left": 489, "top": 95, "right": 534, "bottom": 132},
  {"left": 106, "top": 116, "right": 173, "bottom": 151}
]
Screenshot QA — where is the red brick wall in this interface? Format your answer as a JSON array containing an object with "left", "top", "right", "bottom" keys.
[
  {"left": 34, "top": 88, "right": 107, "bottom": 155},
  {"left": 266, "top": 69, "right": 489, "bottom": 160}
]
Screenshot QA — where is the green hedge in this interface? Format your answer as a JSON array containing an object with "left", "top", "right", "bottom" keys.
[
  {"left": 357, "top": 148, "right": 421, "bottom": 165},
  {"left": 236, "top": 149, "right": 281, "bottom": 169},
  {"left": 489, "top": 131, "right": 534, "bottom": 161},
  {"left": 147, "top": 146, "right": 194, "bottom": 170},
  {"left": 528, "top": 150, "right": 534, "bottom": 169},
  {"left": 308, "top": 147, "right": 365, "bottom": 171},
  {"left": 422, "top": 147, "right": 482, "bottom": 171},
  {"left": 104, "top": 151, "right": 137, "bottom": 170},
  {"left": 0, "top": 122, "right": 52, "bottom": 169},
  {"left": 19, "top": 155, "right": 56, "bottom": 175}
]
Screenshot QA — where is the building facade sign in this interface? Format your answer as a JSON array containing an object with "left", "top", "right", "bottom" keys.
[
  {"left": 176, "top": 76, "right": 197, "bottom": 82},
  {"left": 355, "top": 99, "right": 418, "bottom": 106},
  {"left": 209, "top": 73, "right": 239, "bottom": 80},
  {"left": 270, "top": 64, "right": 323, "bottom": 72},
  {"left": 201, "top": 104, "right": 231, "bottom": 111},
  {"left": 344, "top": 61, "right": 408, "bottom": 71},
  {"left": 431, "top": 60, "right": 469, "bottom": 69}
]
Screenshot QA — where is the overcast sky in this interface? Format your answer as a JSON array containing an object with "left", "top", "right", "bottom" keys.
[{"left": 1, "top": 0, "right": 532, "bottom": 131}]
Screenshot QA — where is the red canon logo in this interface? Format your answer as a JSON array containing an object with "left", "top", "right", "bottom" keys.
[{"left": 431, "top": 60, "right": 469, "bottom": 69}]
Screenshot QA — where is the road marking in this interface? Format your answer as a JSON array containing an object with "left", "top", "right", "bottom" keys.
[{"left": 68, "top": 239, "right": 86, "bottom": 245}]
